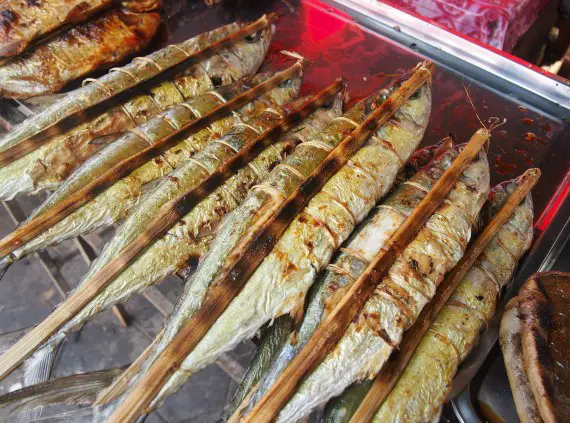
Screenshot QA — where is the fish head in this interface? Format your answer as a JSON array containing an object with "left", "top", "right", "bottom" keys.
[
  {"left": 403, "top": 136, "right": 455, "bottom": 179},
  {"left": 265, "top": 70, "right": 303, "bottom": 107},
  {"left": 225, "top": 23, "right": 275, "bottom": 79},
  {"left": 481, "top": 173, "right": 535, "bottom": 230}
]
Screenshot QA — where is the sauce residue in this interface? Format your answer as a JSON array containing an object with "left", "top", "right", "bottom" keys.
[
  {"left": 521, "top": 117, "right": 534, "bottom": 125},
  {"left": 514, "top": 148, "right": 534, "bottom": 165},
  {"left": 495, "top": 154, "right": 517, "bottom": 175}
]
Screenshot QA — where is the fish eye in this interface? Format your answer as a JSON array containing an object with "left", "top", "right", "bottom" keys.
[{"left": 245, "top": 31, "right": 262, "bottom": 43}]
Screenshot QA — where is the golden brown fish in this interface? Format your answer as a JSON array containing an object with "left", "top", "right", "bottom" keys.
[{"left": 0, "top": 8, "right": 161, "bottom": 98}]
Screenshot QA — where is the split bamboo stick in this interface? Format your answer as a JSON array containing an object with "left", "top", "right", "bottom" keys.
[
  {"left": 105, "top": 61, "right": 435, "bottom": 423},
  {"left": 0, "top": 77, "right": 343, "bottom": 383},
  {"left": 350, "top": 167, "right": 541, "bottom": 423},
  {"left": 0, "top": 61, "right": 302, "bottom": 259},
  {"left": 0, "top": 14, "right": 276, "bottom": 166},
  {"left": 244, "top": 127, "right": 490, "bottom": 423}
]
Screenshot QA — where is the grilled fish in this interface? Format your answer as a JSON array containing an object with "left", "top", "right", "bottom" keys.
[
  {"left": 0, "top": 8, "right": 161, "bottom": 99},
  {"left": 0, "top": 0, "right": 113, "bottom": 57},
  {"left": 57, "top": 96, "right": 340, "bottom": 343},
  {"left": 0, "top": 21, "right": 272, "bottom": 200},
  {"left": 231, "top": 139, "right": 455, "bottom": 419},
  {"left": 276, "top": 148, "right": 490, "bottom": 422},
  {"left": 12, "top": 87, "right": 319, "bottom": 382},
  {"left": 0, "top": 72, "right": 295, "bottom": 276},
  {"left": 115, "top": 80, "right": 432, "bottom": 413},
  {"left": 374, "top": 176, "right": 534, "bottom": 423},
  {"left": 222, "top": 139, "right": 453, "bottom": 421}
]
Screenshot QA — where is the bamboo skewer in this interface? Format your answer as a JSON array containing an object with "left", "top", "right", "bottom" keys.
[
  {"left": 0, "top": 77, "right": 343, "bottom": 383},
  {"left": 0, "top": 14, "right": 277, "bottom": 166},
  {"left": 350, "top": 167, "right": 541, "bottom": 423},
  {"left": 0, "top": 62, "right": 303, "bottom": 259},
  {"left": 243, "top": 127, "right": 490, "bottom": 423},
  {"left": 105, "top": 62, "right": 434, "bottom": 423}
]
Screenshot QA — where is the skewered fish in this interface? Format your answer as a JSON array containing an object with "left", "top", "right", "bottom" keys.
[
  {"left": 373, "top": 175, "right": 534, "bottom": 423},
  {"left": 112, "top": 79, "right": 432, "bottom": 413},
  {"left": 0, "top": 21, "right": 273, "bottom": 200},
  {"left": 6, "top": 83, "right": 317, "bottom": 382},
  {"left": 222, "top": 139, "right": 453, "bottom": 420},
  {"left": 0, "top": 0, "right": 113, "bottom": 57},
  {"left": 0, "top": 8, "right": 161, "bottom": 99},
  {"left": 0, "top": 72, "right": 296, "bottom": 277},
  {"left": 275, "top": 146, "right": 490, "bottom": 422},
  {"left": 231, "top": 139, "right": 455, "bottom": 419}
]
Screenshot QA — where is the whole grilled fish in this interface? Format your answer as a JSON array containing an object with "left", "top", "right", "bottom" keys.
[
  {"left": 229, "top": 139, "right": 455, "bottom": 419},
  {"left": 10, "top": 89, "right": 318, "bottom": 382},
  {"left": 373, "top": 176, "right": 534, "bottom": 423},
  {"left": 115, "top": 80, "right": 432, "bottom": 413},
  {"left": 276, "top": 148, "right": 490, "bottom": 422},
  {"left": 222, "top": 139, "right": 454, "bottom": 421},
  {"left": 0, "top": 21, "right": 272, "bottom": 200},
  {"left": 0, "top": 8, "right": 161, "bottom": 99},
  {"left": 0, "top": 0, "right": 112, "bottom": 57},
  {"left": 0, "top": 72, "right": 296, "bottom": 276}
]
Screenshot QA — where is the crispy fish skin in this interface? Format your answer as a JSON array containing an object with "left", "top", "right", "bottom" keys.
[
  {"left": 124, "top": 82, "right": 432, "bottom": 411},
  {"left": 0, "top": 21, "right": 272, "bottom": 200},
  {"left": 0, "top": 74, "right": 299, "bottom": 273},
  {"left": 238, "top": 140, "right": 456, "bottom": 418},
  {"left": 0, "top": 0, "right": 113, "bottom": 57},
  {"left": 0, "top": 9, "right": 161, "bottom": 99},
  {"left": 373, "top": 177, "right": 534, "bottom": 423},
  {"left": 224, "top": 141, "right": 453, "bottom": 422},
  {"left": 278, "top": 149, "right": 490, "bottom": 422}
]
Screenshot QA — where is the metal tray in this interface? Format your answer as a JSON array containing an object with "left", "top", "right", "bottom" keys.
[
  {"left": 2, "top": 0, "right": 569, "bottom": 420},
  {"left": 164, "top": 0, "right": 570, "bottom": 420}
]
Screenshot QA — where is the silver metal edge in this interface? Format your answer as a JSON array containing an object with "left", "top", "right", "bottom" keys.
[{"left": 326, "top": 0, "right": 570, "bottom": 110}]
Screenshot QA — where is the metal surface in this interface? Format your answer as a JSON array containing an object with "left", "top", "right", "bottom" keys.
[{"left": 329, "top": 0, "right": 570, "bottom": 113}]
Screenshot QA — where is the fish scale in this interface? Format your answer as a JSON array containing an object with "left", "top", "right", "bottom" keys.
[
  {"left": 233, "top": 140, "right": 457, "bottom": 420},
  {"left": 115, "top": 81, "right": 432, "bottom": 413},
  {"left": 0, "top": 73, "right": 300, "bottom": 276},
  {"left": 0, "top": 21, "right": 273, "bottom": 200},
  {"left": 373, "top": 177, "right": 534, "bottom": 423},
  {"left": 277, "top": 148, "right": 489, "bottom": 422}
]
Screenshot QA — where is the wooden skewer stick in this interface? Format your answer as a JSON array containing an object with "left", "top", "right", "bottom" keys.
[
  {"left": 350, "top": 167, "right": 541, "bottom": 423},
  {"left": 106, "top": 61, "right": 434, "bottom": 423},
  {"left": 244, "top": 127, "right": 489, "bottom": 423},
  {"left": 0, "top": 77, "right": 343, "bottom": 383},
  {"left": 0, "top": 14, "right": 277, "bottom": 166},
  {"left": 0, "top": 61, "right": 302, "bottom": 259}
]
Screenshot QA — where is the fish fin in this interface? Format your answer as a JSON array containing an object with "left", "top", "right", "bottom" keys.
[
  {"left": 17, "top": 342, "right": 61, "bottom": 421},
  {"left": 0, "top": 367, "right": 123, "bottom": 416},
  {"left": 14, "top": 408, "right": 100, "bottom": 423}
]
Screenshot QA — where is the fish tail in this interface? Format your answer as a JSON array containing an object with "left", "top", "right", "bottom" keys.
[{"left": 0, "top": 367, "right": 123, "bottom": 420}]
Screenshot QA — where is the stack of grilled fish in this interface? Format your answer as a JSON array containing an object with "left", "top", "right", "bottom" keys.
[{"left": 0, "top": 14, "right": 539, "bottom": 423}]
